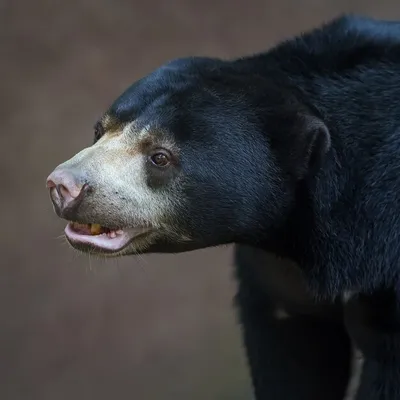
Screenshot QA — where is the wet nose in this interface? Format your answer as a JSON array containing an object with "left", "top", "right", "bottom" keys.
[{"left": 46, "top": 169, "right": 87, "bottom": 216}]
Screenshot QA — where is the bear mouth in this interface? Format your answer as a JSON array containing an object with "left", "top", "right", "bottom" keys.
[{"left": 65, "top": 222, "right": 153, "bottom": 253}]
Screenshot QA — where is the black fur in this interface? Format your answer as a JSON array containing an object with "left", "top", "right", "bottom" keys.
[
  {"left": 84, "top": 14, "right": 400, "bottom": 399},
  {"left": 106, "top": 14, "right": 400, "bottom": 297}
]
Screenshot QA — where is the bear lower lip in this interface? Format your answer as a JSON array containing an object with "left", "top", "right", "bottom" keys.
[{"left": 64, "top": 222, "right": 152, "bottom": 252}]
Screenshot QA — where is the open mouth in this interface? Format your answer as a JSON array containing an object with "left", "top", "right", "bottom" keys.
[{"left": 65, "top": 222, "right": 152, "bottom": 253}]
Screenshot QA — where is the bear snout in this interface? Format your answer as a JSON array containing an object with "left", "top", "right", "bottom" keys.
[{"left": 46, "top": 168, "right": 89, "bottom": 219}]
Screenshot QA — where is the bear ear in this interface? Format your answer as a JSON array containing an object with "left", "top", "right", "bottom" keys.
[{"left": 290, "top": 113, "right": 331, "bottom": 179}]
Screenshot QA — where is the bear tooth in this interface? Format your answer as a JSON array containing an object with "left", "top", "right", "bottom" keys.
[{"left": 90, "top": 224, "right": 102, "bottom": 235}]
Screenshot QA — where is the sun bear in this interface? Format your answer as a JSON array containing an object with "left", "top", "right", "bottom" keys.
[{"left": 46, "top": 14, "right": 400, "bottom": 400}]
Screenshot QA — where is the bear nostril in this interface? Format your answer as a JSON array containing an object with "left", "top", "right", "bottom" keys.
[{"left": 58, "top": 184, "right": 73, "bottom": 202}]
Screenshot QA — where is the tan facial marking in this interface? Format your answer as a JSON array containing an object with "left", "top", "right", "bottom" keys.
[
  {"left": 53, "top": 117, "right": 186, "bottom": 255},
  {"left": 101, "top": 113, "right": 125, "bottom": 135},
  {"left": 61, "top": 131, "right": 170, "bottom": 221},
  {"left": 121, "top": 121, "right": 180, "bottom": 157}
]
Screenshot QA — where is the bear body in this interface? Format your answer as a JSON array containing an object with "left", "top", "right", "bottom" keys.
[
  {"left": 232, "top": 16, "right": 400, "bottom": 399},
  {"left": 47, "top": 15, "right": 400, "bottom": 400}
]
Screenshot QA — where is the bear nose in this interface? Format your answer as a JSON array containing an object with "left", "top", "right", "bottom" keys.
[{"left": 46, "top": 169, "right": 88, "bottom": 217}]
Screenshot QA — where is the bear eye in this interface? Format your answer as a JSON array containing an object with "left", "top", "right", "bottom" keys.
[{"left": 150, "top": 151, "right": 170, "bottom": 167}]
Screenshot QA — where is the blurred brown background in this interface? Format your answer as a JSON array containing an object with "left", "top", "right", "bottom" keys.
[{"left": 2, "top": 1, "right": 400, "bottom": 399}]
